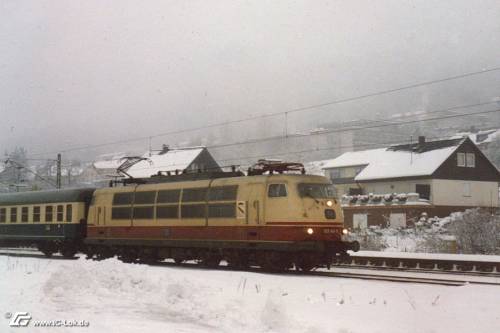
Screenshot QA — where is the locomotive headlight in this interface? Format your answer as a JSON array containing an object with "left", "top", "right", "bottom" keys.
[
  {"left": 326, "top": 200, "right": 333, "bottom": 207},
  {"left": 307, "top": 228, "right": 314, "bottom": 235},
  {"left": 342, "top": 228, "right": 349, "bottom": 235}
]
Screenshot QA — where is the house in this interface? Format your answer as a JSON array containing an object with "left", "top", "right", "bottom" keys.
[
  {"left": 318, "top": 136, "right": 500, "bottom": 228},
  {"left": 126, "top": 146, "right": 220, "bottom": 178}
]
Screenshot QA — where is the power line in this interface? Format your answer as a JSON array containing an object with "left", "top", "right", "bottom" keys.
[
  {"left": 206, "top": 108, "right": 500, "bottom": 151},
  {"left": 29, "top": 66, "right": 500, "bottom": 156}
]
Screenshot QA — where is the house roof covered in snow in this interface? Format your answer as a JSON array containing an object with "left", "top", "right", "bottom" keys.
[
  {"left": 126, "top": 147, "right": 205, "bottom": 178},
  {"left": 321, "top": 138, "right": 465, "bottom": 181},
  {"left": 93, "top": 153, "right": 127, "bottom": 170},
  {"left": 452, "top": 128, "right": 500, "bottom": 146}
]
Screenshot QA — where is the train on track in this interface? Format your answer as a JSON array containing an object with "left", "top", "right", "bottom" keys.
[{"left": 0, "top": 161, "right": 359, "bottom": 272}]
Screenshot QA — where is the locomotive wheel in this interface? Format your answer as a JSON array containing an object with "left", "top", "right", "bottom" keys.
[
  {"left": 41, "top": 250, "right": 54, "bottom": 258},
  {"left": 60, "top": 248, "right": 77, "bottom": 259},
  {"left": 200, "top": 256, "right": 221, "bottom": 268},
  {"left": 173, "top": 257, "right": 185, "bottom": 265},
  {"left": 295, "top": 262, "right": 314, "bottom": 272},
  {"left": 260, "top": 252, "right": 290, "bottom": 273}
]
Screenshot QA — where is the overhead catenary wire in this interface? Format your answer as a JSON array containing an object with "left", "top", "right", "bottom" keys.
[{"left": 27, "top": 66, "right": 500, "bottom": 157}]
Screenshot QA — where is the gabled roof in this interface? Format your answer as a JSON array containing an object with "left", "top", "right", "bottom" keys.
[
  {"left": 321, "top": 138, "right": 465, "bottom": 181},
  {"left": 126, "top": 147, "right": 205, "bottom": 178}
]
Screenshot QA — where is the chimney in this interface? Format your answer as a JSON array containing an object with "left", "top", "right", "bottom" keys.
[
  {"left": 418, "top": 136, "right": 426, "bottom": 146},
  {"left": 161, "top": 144, "right": 170, "bottom": 154}
]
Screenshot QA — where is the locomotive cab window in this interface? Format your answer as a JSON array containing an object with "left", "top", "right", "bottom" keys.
[
  {"left": 268, "top": 184, "right": 287, "bottom": 198},
  {"left": 298, "top": 183, "right": 336, "bottom": 198}
]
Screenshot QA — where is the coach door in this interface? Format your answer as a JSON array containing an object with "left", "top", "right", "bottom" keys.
[{"left": 246, "top": 183, "right": 264, "bottom": 240}]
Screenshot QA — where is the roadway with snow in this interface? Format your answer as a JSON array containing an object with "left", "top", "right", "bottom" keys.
[{"left": 1, "top": 255, "right": 499, "bottom": 333}]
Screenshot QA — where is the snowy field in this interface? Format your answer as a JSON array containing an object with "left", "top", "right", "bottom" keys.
[{"left": 1, "top": 255, "right": 500, "bottom": 333}]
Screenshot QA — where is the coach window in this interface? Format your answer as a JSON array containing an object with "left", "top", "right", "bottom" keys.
[
  {"left": 45, "top": 206, "right": 53, "bottom": 222},
  {"left": 56, "top": 205, "right": 64, "bottom": 222},
  {"left": 0, "top": 208, "right": 6, "bottom": 223},
  {"left": 21, "top": 207, "right": 29, "bottom": 222},
  {"left": 66, "top": 204, "right": 72, "bottom": 222},
  {"left": 33, "top": 206, "right": 41, "bottom": 222},
  {"left": 10, "top": 207, "right": 18, "bottom": 223},
  {"left": 268, "top": 184, "right": 287, "bottom": 198}
]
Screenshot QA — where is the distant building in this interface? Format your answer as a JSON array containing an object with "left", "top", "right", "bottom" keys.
[{"left": 317, "top": 136, "right": 500, "bottom": 228}]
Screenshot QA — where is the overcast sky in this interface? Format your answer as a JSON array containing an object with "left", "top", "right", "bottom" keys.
[{"left": 1, "top": 0, "right": 499, "bottom": 158}]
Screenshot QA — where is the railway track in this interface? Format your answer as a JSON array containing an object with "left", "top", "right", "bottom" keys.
[{"left": 1, "top": 248, "right": 500, "bottom": 286}]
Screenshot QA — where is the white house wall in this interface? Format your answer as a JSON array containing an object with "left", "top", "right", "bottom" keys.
[
  {"left": 335, "top": 179, "right": 432, "bottom": 198},
  {"left": 431, "top": 179, "right": 499, "bottom": 207}
]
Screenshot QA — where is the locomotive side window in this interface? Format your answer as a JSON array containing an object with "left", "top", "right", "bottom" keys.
[
  {"left": 112, "top": 207, "right": 132, "bottom": 220},
  {"left": 208, "top": 204, "right": 236, "bottom": 218},
  {"left": 268, "top": 184, "right": 287, "bottom": 198},
  {"left": 33, "top": 206, "right": 40, "bottom": 222},
  {"left": 0, "top": 208, "right": 5, "bottom": 223},
  {"left": 113, "top": 192, "right": 134, "bottom": 205},
  {"left": 66, "top": 204, "right": 72, "bottom": 222},
  {"left": 208, "top": 186, "right": 238, "bottom": 201},
  {"left": 45, "top": 206, "right": 53, "bottom": 222},
  {"left": 181, "top": 204, "right": 206, "bottom": 218},
  {"left": 21, "top": 207, "right": 29, "bottom": 222},
  {"left": 133, "top": 206, "right": 154, "bottom": 219},
  {"left": 134, "top": 191, "right": 156, "bottom": 204},
  {"left": 57, "top": 205, "right": 64, "bottom": 222},
  {"left": 10, "top": 207, "right": 18, "bottom": 223},
  {"left": 157, "top": 189, "right": 180, "bottom": 203},
  {"left": 182, "top": 188, "right": 208, "bottom": 202},
  {"left": 157, "top": 206, "right": 178, "bottom": 219}
]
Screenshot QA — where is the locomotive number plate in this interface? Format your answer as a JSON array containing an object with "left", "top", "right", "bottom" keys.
[{"left": 323, "top": 228, "right": 338, "bottom": 234}]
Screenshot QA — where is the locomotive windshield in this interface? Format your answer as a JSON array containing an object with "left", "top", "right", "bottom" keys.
[{"left": 297, "top": 183, "right": 336, "bottom": 198}]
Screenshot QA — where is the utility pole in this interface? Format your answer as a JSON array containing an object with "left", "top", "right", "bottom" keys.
[{"left": 56, "top": 153, "right": 62, "bottom": 189}]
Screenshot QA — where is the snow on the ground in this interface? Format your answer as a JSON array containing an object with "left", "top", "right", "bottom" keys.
[
  {"left": 1, "top": 256, "right": 500, "bottom": 333},
  {"left": 354, "top": 250, "right": 500, "bottom": 262}
]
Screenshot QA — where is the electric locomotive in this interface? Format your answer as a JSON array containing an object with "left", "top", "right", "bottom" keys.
[{"left": 0, "top": 161, "right": 359, "bottom": 271}]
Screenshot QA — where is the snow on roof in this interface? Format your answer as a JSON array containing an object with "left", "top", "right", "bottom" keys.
[
  {"left": 321, "top": 138, "right": 464, "bottom": 181},
  {"left": 93, "top": 153, "right": 127, "bottom": 170},
  {"left": 452, "top": 128, "right": 500, "bottom": 145},
  {"left": 127, "top": 147, "right": 204, "bottom": 178}
]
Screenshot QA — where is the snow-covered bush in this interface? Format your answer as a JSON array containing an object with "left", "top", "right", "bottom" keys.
[{"left": 447, "top": 209, "right": 500, "bottom": 255}]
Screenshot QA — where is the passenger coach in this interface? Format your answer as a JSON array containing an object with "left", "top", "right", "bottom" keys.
[{"left": 0, "top": 189, "right": 95, "bottom": 258}]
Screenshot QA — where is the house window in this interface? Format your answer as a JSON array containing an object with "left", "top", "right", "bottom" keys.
[
  {"left": 329, "top": 169, "right": 341, "bottom": 179},
  {"left": 0, "top": 208, "right": 6, "bottom": 223},
  {"left": 268, "top": 184, "right": 287, "bottom": 198},
  {"left": 466, "top": 153, "right": 475, "bottom": 168},
  {"left": 415, "top": 184, "right": 431, "bottom": 200},
  {"left": 457, "top": 153, "right": 466, "bottom": 167},
  {"left": 463, "top": 183, "right": 471, "bottom": 197}
]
